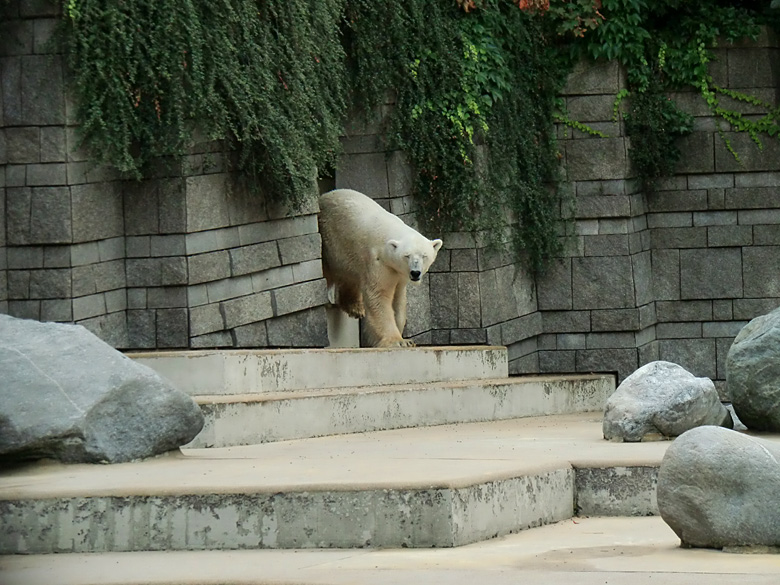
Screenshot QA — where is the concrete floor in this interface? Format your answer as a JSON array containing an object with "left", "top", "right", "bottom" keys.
[{"left": 3, "top": 516, "right": 780, "bottom": 585}]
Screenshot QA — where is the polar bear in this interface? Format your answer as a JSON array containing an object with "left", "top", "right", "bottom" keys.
[{"left": 318, "top": 189, "right": 443, "bottom": 348}]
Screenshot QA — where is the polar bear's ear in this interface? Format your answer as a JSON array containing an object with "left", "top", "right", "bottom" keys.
[
  {"left": 431, "top": 239, "right": 443, "bottom": 252},
  {"left": 387, "top": 239, "right": 400, "bottom": 250}
]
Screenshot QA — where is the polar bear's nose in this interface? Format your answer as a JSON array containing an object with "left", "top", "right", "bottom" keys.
[{"left": 410, "top": 270, "right": 421, "bottom": 281}]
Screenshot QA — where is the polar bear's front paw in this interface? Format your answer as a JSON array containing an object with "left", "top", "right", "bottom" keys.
[{"left": 376, "top": 337, "right": 416, "bottom": 348}]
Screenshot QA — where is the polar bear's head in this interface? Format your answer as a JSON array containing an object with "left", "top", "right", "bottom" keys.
[{"left": 386, "top": 236, "right": 443, "bottom": 282}]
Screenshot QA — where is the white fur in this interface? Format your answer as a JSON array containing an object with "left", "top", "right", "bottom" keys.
[{"left": 318, "top": 189, "right": 443, "bottom": 347}]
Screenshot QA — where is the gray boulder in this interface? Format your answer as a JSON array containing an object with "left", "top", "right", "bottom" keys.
[
  {"left": 0, "top": 315, "right": 204, "bottom": 464},
  {"left": 603, "top": 360, "right": 731, "bottom": 442},
  {"left": 657, "top": 425, "right": 780, "bottom": 550},
  {"left": 727, "top": 306, "right": 780, "bottom": 431}
]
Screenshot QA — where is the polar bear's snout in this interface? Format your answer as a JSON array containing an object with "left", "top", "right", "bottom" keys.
[{"left": 410, "top": 270, "right": 422, "bottom": 281}]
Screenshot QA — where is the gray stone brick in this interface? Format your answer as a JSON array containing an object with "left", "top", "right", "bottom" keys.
[
  {"left": 687, "top": 174, "right": 734, "bottom": 190},
  {"left": 599, "top": 218, "right": 631, "bottom": 235},
  {"left": 7, "top": 246, "right": 43, "bottom": 269},
  {"left": 658, "top": 338, "right": 717, "bottom": 380},
  {"left": 707, "top": 225, "right": 752, "bottom": 247},
  {"left": 583, "top": 234, "right": 630, "bottom": 256},
  {"left": 104, "top": 289, "right": 127, "bottom": 313},
  {"left": 539, "top": 350, "right": 576, "bottom": 373},
  {"left": 712, "top": 300, "right": 733, "bottom": 321},
  {"left": 94, "top": 260, "right": 125, "bottom": 293},
  {"left": 536, "top": 258, "right": 572, "bottom": 310},
  {"left": 6, "top": 126, "right": 39, "bottom": 162},
  {"left": 71, "top": 182, "right": 123, "bottom": 242},
  {"left": 29, "top": 267, "right": 70, "bottom": 298},
  {"left": 272, "top": 279, "right": 327, "bottom": 317},
  {"left": 743, "top": 246, "right": 780, "bottom": 297},
  {"left": 0, "top": 18, "right": 32, "bottom": 56},
  {"left": 98, "top": 237, "right": 125, "bottom": 262},
  {"left": 123, "top": 180, "right": 160, "bottom": 235},
  {"left": 292, "top": 259, "right": 323, "bottom": 283},
  {"left": 161, "top": 257, "right": 188, "bottom": 286},
  {"left": 450, "top": 249, "right": 478, "bottom": 272},
  {"left": 206, "top": 274, "right": 253, "bottom": 303},
  {"left": 278, "top": 233, "right": 320, "bottom": 266},
  {"left": 716, "top": 132, "right": 780, "bottom": 173},
  {"left": 708, "top": 189, "right": 725, "bottom": 210},
  {"left": 233, "top": 322, "right": 269, "bottom": 347},
  {"left": 733, "top": 298, "right": 780, "bottom": 320},
  {"left": 561, "top": 59, "right": 622, "bottom": 96},
  {"left": 188, "top": 250, "right": 230, "bottom": 285},
  {"left": 230, "top": 242, "right": 280, "bottom": 277},
  {"left": 633, "top": 251, "right": 653, "bottom": 306},
  {"left": 158, "top": 178, "right": 187, "bottom": 233},
  {"left": 189, "top": 303, "right": 225, "bottom": 336},
  {"left": 26, "top": 162, "right": 66, "bottom": 186},
  {"left": 586, "top": 331, "right": 636, "bottom": 349},
  {"left": 7, "top": 270, "right": 30, "bottom": 298},
  {"left": 40, "top": 298, "right": 72, "bottom": 321},
  {"left": 126, "top": 258, "right": 162, "bottom": 287},
  {"left": 43, "top": 245, "right": 70, "bottom": 268},
  {"left": 558, "top": 333, "right": 586, "bottom": 350},
  {"left": 266, "top": 307, "right": 329, "bottom": 348},
  {"left": 191, "top": 331, "right": 233, "bottom": 348},
  {"left": 656, "top": 300, "right": 713, "bottom": 322},
  {"left": 8, "top": 299, "right": 41, "bottom": 320},
  {"left": 335, "top": 152, "right": 390, "bottom": 197},
  {"left": 680, "top": 248, "right": 743, "bottom": 299},
  {"left": 127, "top": 310, "right": 156, "bottom": 349},
  {"left": 33, "top": 18, "right": 58, "bottom": 55},
  {"left": 221, "top": 292, "right": 273, "bottom": 329},
  {"left": 735, "top": 172, "right": 780, "bottom": 188},
  {"left": 6, "top": 164, "right": 26, "bottom": 187},
  {"left": 755, "top": 225, "right": 780, "bottom": 245},
  {"left": 676, "top": 132, "right": 715, "bottom": 174},
  {"left": 650, "top": 227, "right": 707, "bottom": 249},
  {"left": 238, "top": 215, "right": 318, "bottom": 246},
  {"left": 147, "top": 286, "right": 187, "bottom": 309},
  {"left": 572, "top": 256, "right": 634, "bottom": 309},
  {"left": 156, "top": 308, "right": 189, "bottom": 348},
  {"left": 702, "top": 320, "right": 747, "bottom": 338},
  {"left": 387, "top": 151, "right": 413, "bottom": 197},
  {"left": 18, "top": 55, "right": 65, "bottom": 125},
  {"left": 186, "top": 227, "right": 240, "bottom": 255},
  {"left": 185, "top": 174, "right": 231, "bottom": 232},
  {"left": 252, "top": 265, "right": 295, "bottom": 293},
  {"left": 576, "top": 348, "right": 637, "bottom": 382},
  {"left": 127, "top": 288, "right": 147, "bottom": 309},
  {"left": 635, "top": 323, "right": 656, "bottom": 347},
  {"left": 566, "top": 94, "right": 616, "bottom": 122},
  {"left": 693, "top": 211, "right": 737, "bottom": 226},
  {"left": 728, "top": 47, "right": 776, "bottom": 89},
  {"left": 566, "top": 138, "right": 629, "bottom": 182},
  {"left": 150, "top": 235, "right": 186, "bottom": 257},
  {"left": 499, "top": 313, "right": 542, "bottom": 345},
  {"left": 451, "top": 328, "right": 488, "bottom": 345},
  {"left": 737, "top": 209, "right": 780, "bottom": 225},
  {"left": 725, "top": 187, "right": 780, "bottom": 210},
  {"left": 72, "top": 292, "right": 106, "bottom": 321},
  {"left": 647, "top": 212, "right": 692, "bottom": 229},
  {"left": 647, "top": 190, "right": 708, "bottom": 212},
  {"left": 543, "top": 310, "right": 590, "bottom": 332},
  {"left": 591, "top": 308, "right": 640, "bottom": 332},
  {"left": 126, "top": 236, "right": 151, "bottom": 258},
  {"left": 656, "top": 322, "right": 702, "bottom": 339},
  {"left": 458, "top": 272, "right": 481, "bottom": 328},
  {"left": 7, "top": 186, "right": 71, "bottom": 244}
]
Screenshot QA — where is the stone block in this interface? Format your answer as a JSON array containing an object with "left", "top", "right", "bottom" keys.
[
  {"left": 572, "top": 256, "right": 635, "bottom": 310},
  {"left": 188, "top": 251, "right": 230, "bottom": 285},
  {"left": 7, "top": 186, "right": 71, "bottom": 244},
  {"left": 558, "top": 333, "right": 586, "bottom": 350},
  {"left": 656, "top": 300, "right": 713, "bottom": 323},
  {"left": 754, "top": 225, "right": 780, "bottom": 245},
  {"left": 156, "top": 308, "right": 189, "bottom": 348},
  {"left": 450, "top": 249, "right": 478, "bottom": 272},
  {"left": 565, "top": 138, "right": 629, "bottom": 181},
  {"left": 158, "top": 178, "right": 187, "bottom": 233},
  {"left": 1, "top": 56, "right": 22, "bottom": 125},
  {"left": 387, "top": 151, "right": 413, "bottom": 197},
  {"left": 104, "top": 289, "right": 126, "bottom": 313},
  {"left": 728, "top": 47, "right": 777, "bottom": 89},
  {"left": 430, "top": 272, "right": 458, "bottom": 329},
  {"left": 28, "top": 267, "right": 71, "bottom": 298},
  {"left": 451, "top": 328, "right": 488, "bottom": 345},
  {"left": 658, "top": 338, "right": 717, "bottom": 380},
  {"left": 650, "top": 227, "right": 707, "bottom": 249},
  {"left": 591, "top": 308, "right": 640, "bottom": 332},
  {"left": 225, "top": 180, "right": 268, "bottom": 227},
  {"left": 15, "top": 55, "right": 65, "bottom": 125},
  {"left": 8, "top": 299, "right": 41, "bottom": 320},
  {"left": 185, "top": 174, "right": 231, "bottom": 232},
  {"left": 127, "top": 288, "right": 147, "bottom": 309},
  {"left": 716, "top": 132, "right": 780, "bottom": 173},
  {"left": 566, "top": 94, "right": 616, "bottom": 122},
  {"left": 583, "top": 234, "right": 630, "bottom": 256},
  {"left": 702, "top": 320, "right": 746, "bottom": 338},
  {"left": 272, "top": 279, "right": 327, "bottom": 317},
  {"left": 160, "top": 256, "right": 187, "bottom": 285},
  {"left": 632, "top": 251, "right": 653, "bottom": 306},
  {"left": 693, "top": 211, "right": 737, "bottom": 226},
  {"left": 675, "top": 132, "right": 715, "bottom": 174},
  {"left": 576, "top": 348, "right": 638, "bottom": 382},
  {"left": 189, "top": 303, "right": 225, "bottom": 337},
  {"left": 726, "top": 186, "right": 780, "bottom": 209},
  {"left": 459, "top": 272, "right": 481, "bottom": 328},
  {"left": 586, "top": 331, "right": 636, "bottom": 349},
  {"left": 71, "top": 182, "right": 123, "bottom": 242},
  {"left": 6, "top": 126, "right": 39, "bottom": 162},
  {"left": 233, "top": 322, "right": 268, "bottom": 347},
  {"left": 405, "top": 279, "right": 432, "bottom": 338},
  {"left": 335, "top": 152, "right": 389, "bottom": 197},
  {"left": 6, "top": 164, "right": 26, "bottom": 186},
  {"left": 562, "top": 59, "right": 622, "bottom": 95},
  {"left": 656, "top": 322, "right": 702, "bottom": 339},
  {"left": 0, "top": 18, "right": 32, "bottom": 56},
  {"left": 252, "top": 265, "right": 295, "bottom": 293},
  {"left": 126, "top": 310, "right": 156, "bottom": 349},
  {"left": 238, "top": 215, "right": 318, "bottom": 246},
  {"left": 647, "top": 212, "right": 692, "bottom": 229},
  {"left": 576, "top": 196, "right": 631, "bottom": 220},
  {"left": 26, "top": 163, "right": 66, "bottom": 186},
  {"left": 190, "top": 331, "right": 233, "bottom": 348},
  {"left": 536, "top": 258, "right": 572, "bottom": 310},
  {"left": 126, "top": 258, "right": 162, "bottom": 288},
  {"left": 687, "top": 174, "right": 734, "bottom": 190},
  {"left": 7, "top": 246, "right": 43, "bottom": 269},
  {"left": 712, "top": 300, "right": 733, "bottom": 321},
  {"left": 707, "top": 225, "right": 752, "bottom": 247},
  {"left": 147, "top": 287, "right": 187, "bottom": 309},
  {"left": 72, "top": 292, "right": 106, "bottom": 321},
  {"left": 744, "top": 246, "right": 780, "bottom": 297},
  {"left": 278, "top": 233, "right": 320, "bottom": 266},
  {"left": 123, "top": 181, "right": 159, "bottom": 235},
  {"left": 43, "top": 245, "right": 71, "bottom": 268},
  {"left": 125, "top": 236, "right": 151, "bottom": 259},
  {"left": 266, "top": 307, "right": 328, "bottom": 348},
  {"left": 221, "top": 292, "right": 273, "bottom": 329},
  {"left": 40, "top": 298, "right": 72, "bottom": 322},
  {"left": 647, "top": 190, "right": 708, "bottom": 213},
  {"left": 543, "top": 310, "right": 590, "bottom": 333},
  {"left": 33, "top": 18, "right": 58, "bottom": 55},
  {"left": 680, "top": 248, "right": 743, "bottom": 299},
  {"left": 735, "top": 172, "right": 780, "bottom": 188},
  {"left": 539, "top": 350, "right": 576, "bottom": 373},
  {"left": 7, "top": 270, "right": 30, "bottom": 298},
  {"left": 149, "top": 235, "right": 186, "bottom": 258},
  {"left": 737, "top": 209, "right": 780, "bottom": 225},
  {"left": 500, "top": 312, "right": 542, "bottom": 345},
  {"left": 206, "top": 274, "right": 253, "bottom": 303},
  {"left": 230, "top": 241, "right": 280, "bottom": 277}
]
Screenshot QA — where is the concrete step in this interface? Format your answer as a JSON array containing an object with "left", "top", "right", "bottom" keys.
[
  {"left": 190, "top": 374, "right": 615, "bottom": 447},
  {"left": 127, "top": 346, "right": 508, "bottom": 396},
  {"left": 0, "top": 414, "right": 671, "bottom": 555}
]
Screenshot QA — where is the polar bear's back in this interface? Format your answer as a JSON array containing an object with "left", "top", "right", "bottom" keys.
[{"left": 319, "top": 189, "right": 412, "bottom": 246}]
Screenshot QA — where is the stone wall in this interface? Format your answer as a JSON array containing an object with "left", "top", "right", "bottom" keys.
[{"left": 2, "top": 4, "right": 779, "bottom": 391}]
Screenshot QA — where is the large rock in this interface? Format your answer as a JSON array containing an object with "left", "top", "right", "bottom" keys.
[
  {"left": 0, "top": 315, "right": 204, "bottom": 464},
  {"left": 603, "top": 360, "right": 731, "bottom": 442},
  {"left": 727, "top": 306, "right": 780, "bottom": 431},
  {"left": 657, "top": 426, "right": 780, "bottom": 550}
]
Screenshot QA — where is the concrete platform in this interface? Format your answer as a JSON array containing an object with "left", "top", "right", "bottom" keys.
[
  {"left": 1, "top": 414, "right": 671, "bottom": 554},
  {"left": 3, "top": 516, "right": 780, "bottom": 585}
]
